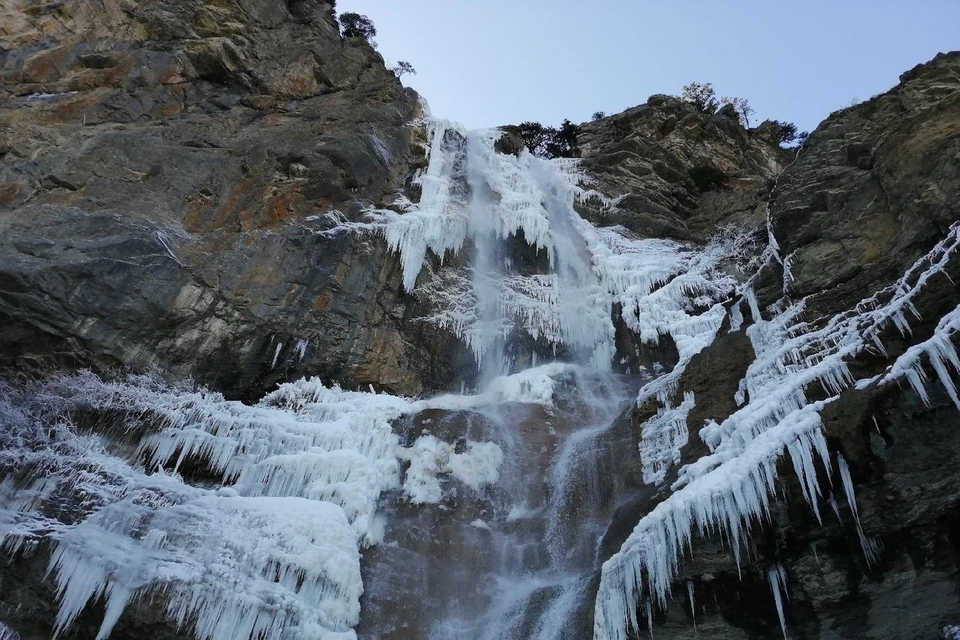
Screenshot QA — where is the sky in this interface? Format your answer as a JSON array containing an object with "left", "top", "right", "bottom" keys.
[{"left": 336, "top": 0, "right": 959, "bottom": 134}]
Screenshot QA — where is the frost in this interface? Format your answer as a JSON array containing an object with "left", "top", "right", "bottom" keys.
[
  {"left": 0, "top": 371, "right": 516, "bottom": 640},
  {"left": 0, "top": 358, "right": 571, "bottom": 640},
  {"left": 398, "top": 435, "right": 504, "bottom": 504},
  {"left": 49, "top": 496, "right": 362, "bottom": 640},
  {"left": 879, "top": 303, "right": 960, "bottom": 409},
  {"left": 382, "top": 119, "right": 749, "bottom": 375},
  {"left": 641, "top": 392, "right": 695, "bottom": 485}
]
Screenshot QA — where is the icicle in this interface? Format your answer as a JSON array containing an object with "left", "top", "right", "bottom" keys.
[
  {"left": 687, "top": 580, "right": 697, "bottom": 631},
  {"left": 596, "top": 222, "right": 960, "bottom": 640},
  {"left": 837, "top": 455, "right": 879, "bottom": 566},
  {"left": 767, "top": 564, "right": 789, "bottom": 639},
  {"left": 644, "top": 598, "right": 654, "bottom": 639},
  {"left": 0, "top": 623, "right": 19, "bottom": 640},
  {"left": 382, "top": 118, "right": 749, "bottom": 373},
  {"left": 271, "top": 342, "right": 283, "bottom": 369},
  {"left": 640, "top": 392, "right": 696, "bottom": 485}
]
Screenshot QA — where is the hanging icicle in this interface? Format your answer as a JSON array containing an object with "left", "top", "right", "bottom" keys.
[{"left": 767, "top": 564, "right": 789, "bottom": 639}]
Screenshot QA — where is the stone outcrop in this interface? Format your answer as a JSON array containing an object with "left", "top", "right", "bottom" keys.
[
  {"left": 576, "top": 95, "right": 791, "bottom": 242},
  {"left": 0, "top": 0, "right": 464, "bottom": 400},
  {"left": 2, "top": 0, "right": 960, "bottom": 637}
]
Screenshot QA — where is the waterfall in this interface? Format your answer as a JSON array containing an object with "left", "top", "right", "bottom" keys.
[{"left": 4, "top": 117, "right": 960, "bottom": 640}]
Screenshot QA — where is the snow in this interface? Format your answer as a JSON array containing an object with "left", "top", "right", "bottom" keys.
[
  {"left": 397, "top": 435, "right": 504, "bottom": 504},
  {"left": 4, "top": 111, "right": 960, "bottom": 640},
  {"left": 944, "top": 625, "right": 960, "bottom": 640},
  {"left": 50, "top": 496, "right": 362, "bottom": 640},
  {"left": 641, "top": 392, "right": 695, "bottom": 486}
]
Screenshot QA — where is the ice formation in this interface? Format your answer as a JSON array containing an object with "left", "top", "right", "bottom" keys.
[
  {"left": 594, "top": 222, "right": 960, "bottom": 640},
  {"left": 374, "top": 120, "right": 749, "bottom": 374},
  {"left": 1, "top": 364, "right": 563, "bottom": 639},
  {"left": 397, "top": 435, "right": 504, "bottom": 504},
  {"left": 0, "top": 623, "right": 17, "bottom": 640},
  {"left": 837, "top": 454, "right": 879, "bottom": 565},
  {"left": 641, "top": 392, "right": 696, "bottom": 486},
  {"left": 767, "top": 564, "right": 789, "bottom": 639},
  {"left": 2, "top": 111, "right": 959, "bottom": 640}
]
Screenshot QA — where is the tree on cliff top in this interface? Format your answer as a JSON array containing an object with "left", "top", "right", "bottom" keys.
[
  {"left": 515, "top": 120, "right": 581, "bottom": 159},
  {"left": 681, "top": 82, "right": 719, "bottom": 114},
  {"left": 393, "top": 61, "right": 416, "bottom": 77},
  {"left": 681, "top": 82, "right": 755, "bottom": 127},
  {"left": 339, "top": 12, "right": 376, "bottom": 41}
]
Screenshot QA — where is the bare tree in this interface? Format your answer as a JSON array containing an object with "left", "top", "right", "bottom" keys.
[{"left": 393, "top": 61, "right": 416, "bottom": 78}]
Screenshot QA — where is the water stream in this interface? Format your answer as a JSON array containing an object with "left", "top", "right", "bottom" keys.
[
  {"left": 361, "top": 126, "right": 648, "bottom": 639},
  {"left": 0, "top": 119, "right": 744, "bottom": 640},
  {"left": 357, "top": 368, "right": 638, "bottom": 640}
]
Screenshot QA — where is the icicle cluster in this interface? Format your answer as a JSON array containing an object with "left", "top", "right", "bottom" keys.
[
  {"left": 640, "top": 392, "right": 696, "bottom": 486},
  {"left": 2, "top": 365, "right": 592, "bottom": 640},
  {"left": 595, "top": 223, "right": 960, "bottom": 640}
]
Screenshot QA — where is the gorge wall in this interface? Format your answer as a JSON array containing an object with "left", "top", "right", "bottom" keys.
[{"left": 1, "top": 0, "right": 960, "bottom": 638}]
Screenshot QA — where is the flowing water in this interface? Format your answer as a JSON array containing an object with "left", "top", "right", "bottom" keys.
[
  {"left": 360, "top": 126, "right": 650, "bottom": 639},
  {"left": 357, "top": 368, "right": 638, "bottom": 640}
]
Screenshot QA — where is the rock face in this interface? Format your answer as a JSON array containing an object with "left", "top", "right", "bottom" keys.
[
  {"left": 601, "top": 52, "right": 960, "bottom": 639},
  {"left": 0, "top": 0, "right": 466, "bottom": 400},
  {"left": 576, "top": 95, "right": 790, "bottom": 242}
]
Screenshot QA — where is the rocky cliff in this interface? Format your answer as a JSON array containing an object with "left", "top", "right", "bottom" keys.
[
  {"left": 599, "top": 52, "right": 960, "bottom": 639},
  {"left": 0, "top": 0, "right": 459, "bottom": 400},
  {"left": 2, "top": 0, "right": 960, "bottom": 638},
  {"left": 0, "top": 0, "right": 794, "bottom": 402}
]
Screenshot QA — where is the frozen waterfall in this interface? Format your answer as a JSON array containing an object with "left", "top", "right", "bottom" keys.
[{"left": 2, "top": 117, "right": 960, "bottom": 640}]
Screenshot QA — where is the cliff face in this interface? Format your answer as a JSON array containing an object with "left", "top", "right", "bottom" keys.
[
  {"left": 603, "top": 52, "right": 960, "bottom": 639},
  {"left": 0, "top": 0, "right": 796, "bottom": 402},
  {"left": 2, "top": 1, "right": 960, "bottom": 638},
  {"left": 0, "top": 0, "right": 459, "bottom": 400},
  {"left": 577, "top": 95, "right": 790, "bottom": 242}
]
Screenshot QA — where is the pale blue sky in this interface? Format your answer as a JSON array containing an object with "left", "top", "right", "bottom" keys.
[{"left": 337, "top": 0, "right": 959, "bottom": 133}]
